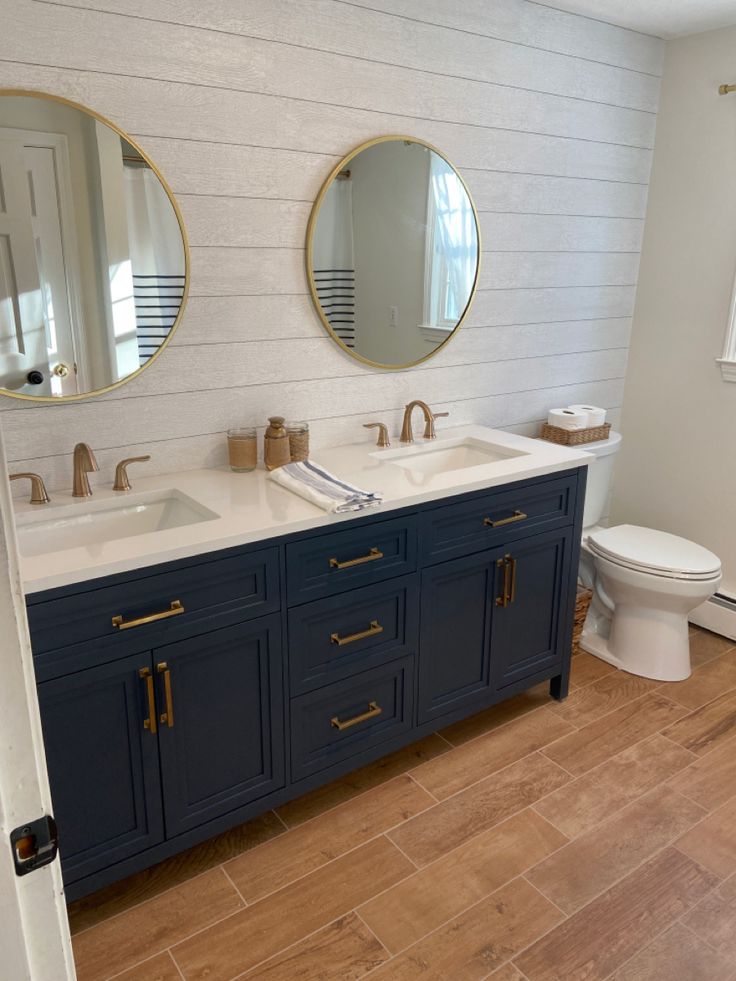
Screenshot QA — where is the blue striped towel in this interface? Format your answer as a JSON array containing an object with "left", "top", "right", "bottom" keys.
[{"left": 268, "top": 460, "right": 382, "bottom": 513}]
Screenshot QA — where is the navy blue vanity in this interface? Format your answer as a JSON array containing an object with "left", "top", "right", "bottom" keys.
[{"left": 26, "top": 466, "right": 586, "bottom": 901}]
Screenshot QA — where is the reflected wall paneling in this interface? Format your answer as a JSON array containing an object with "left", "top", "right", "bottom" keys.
[{"left": 0, "top": 0, "right": 663, "bottom": 490}]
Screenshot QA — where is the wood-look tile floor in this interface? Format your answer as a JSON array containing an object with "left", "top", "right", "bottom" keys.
[{"left": 68, "top": 627, "right": 736, "bottom": 981}]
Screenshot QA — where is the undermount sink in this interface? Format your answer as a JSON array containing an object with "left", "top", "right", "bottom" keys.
[
  {"left": 16, "top": 489, "right": 220, "bottom": 557},
  {"left": 374, "top": 436, "right": 529, "bottom": 477}
]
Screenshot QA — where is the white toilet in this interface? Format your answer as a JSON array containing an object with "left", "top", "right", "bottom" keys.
[{"left": 578, "top": 432, "right": 721, "bottom": 682}]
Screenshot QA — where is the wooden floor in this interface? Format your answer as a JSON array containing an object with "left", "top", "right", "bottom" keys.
[{"left": 68, "top": 626, "right": 736, "bottom": 981}]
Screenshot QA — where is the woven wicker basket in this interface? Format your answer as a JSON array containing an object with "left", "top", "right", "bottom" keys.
[
  {"left": 572, "top": 586, "right": 593, "bottom": 654},
  {"left": 540, "top": 422, "right": 611, "bottom": 446}
]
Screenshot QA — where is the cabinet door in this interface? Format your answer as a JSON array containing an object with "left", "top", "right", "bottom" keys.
[
  {"left": 418, "top": 549, "right": 500, "bottom": 723},
  {"left": 155, "top": 616, "right": 285, "bottom": 836},
  {"left": 37, "top": 652, "right": 164, "bottom": 884},
  {"left": 490, "top": 528, "right": 573, "bottom": 692}
]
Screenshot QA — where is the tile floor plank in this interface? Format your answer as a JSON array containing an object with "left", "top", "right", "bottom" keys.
[
  {"left": 660, "top": 650, "right": 736, "bottom": 711},
  {"left": 72, "top": 868, "right": 243, "bottom": 981},
  {"left": 363, "top": 877, "right": 563, "bottom": 981},
  {"left": 568, "top": 651, "right": 617, "bottom": 689},
  {"left": 675, "top": 795, "right": 736, "bottom": 878},
  {"left": 411, "top": 709, "right": 575, "bottom": 800},
  {"left": 663, "top": 689, "right": 736, "bottom": 756},
  {"left": 548, "top": 671, "right": 658, "bottom": 729},
  {"left": 388, "top": 753, "right": 570, "bottom": 868},
  {"left": 527, "top": 784, "right": 706, "bottom": 913},
  {"left": 541, "top": 692, "right": 687, "bottom": 777},
  {"left": 113, "top": 951, "right": 182, "bottom": 981},
  {"left": 170, "top": 837, "right": 413, "bottom": 981},
  {"left": 359, "top": 808, "right": 566, "bottom": 954},
  {"left": 275, "top": 734, "right": 448, "bottom": 828},
  {"left": 609, "top": 922, "right": 735, "bottom": 981},
  {"left": 439, "top": 683, "right": 550, "bottom": 746},
  {"left": 534, "top": 733, "right": 695, "bottom": 838},
  {"left": 238, "top": 912, "right": 389, "bottom": 980},
  {"left": 668, "top": 735, "right": 736, "bottom": 811},
  {"left": 514, "top": 848, "right": 720, "bottom": 981},
  {"left": 683, "top": 872, "right": 736, "bottom": 961},
  {"left": 689, "top": 627, "right": 736, "bottom": 668},
  {"left": 225, "top": 774, "right": 433, "bottom": 902}
]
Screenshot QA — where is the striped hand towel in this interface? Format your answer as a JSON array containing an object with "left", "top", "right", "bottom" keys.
[{"left": 268, "top": 461, "right": 382, "bottom": 513}]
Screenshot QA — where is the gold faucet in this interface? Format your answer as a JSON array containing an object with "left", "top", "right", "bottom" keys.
[
  {"left": 72, "top": 443, "right": 99, "bottom": 497},
  {"left": 399, "top": 401, "right": 449, "bottom": 444},
  {"left": 113, "top": 455, "right": 151, "bottom": 492},
  {"left": 10, "top": 472, "right": 50, "bottom": 505}
]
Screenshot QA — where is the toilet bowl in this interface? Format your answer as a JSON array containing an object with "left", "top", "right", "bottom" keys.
[{"left": 580, "top": 524, "right": 721, "bottom": 681}]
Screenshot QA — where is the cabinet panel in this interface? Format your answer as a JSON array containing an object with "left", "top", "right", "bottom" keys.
[
  {"left": 288, "top": 574, "right": 418, "bottom": 695},
  {"left": 286, "top": 515, "right": 417, "bottom": 605},
  {"left": 37, "top": 652, "right": 164, "bottom": 884},
  {"left": 418, "top": 550, "right": 501, "bottom": 723},
  {"left": 155, "top": 616, "right": 284, "bottom": 837},
  {"left": 290, "top": 658, "right": 414, "bottom": 782},
  {"left": 490, "top": 528, "right": 573, "bottom": 691}
]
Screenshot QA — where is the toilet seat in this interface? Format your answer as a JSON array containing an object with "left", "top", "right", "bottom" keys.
[{"left": 587, "top": 525, "right": 721, "bottom": 582}]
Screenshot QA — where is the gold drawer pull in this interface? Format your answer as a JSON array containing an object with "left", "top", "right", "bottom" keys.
[
  {"left": 484, "top": 509, "right": 527, "bottom": 528},
  {"left": 112, "top": 599, "right": 185, "bottom": 630},
  {"left": 331, "top": 620, "right": 384, "bottom": 647},
  {"left": 329, "top": 547, "right": 384, "bottom": 570},
  {"left": 157, "top": 661, "right": 175, "bottom": 727},
  {"left": 139, "top": 667, "right": 157, "bottom": 734},
  {"left": 330, "top": 700, "right": 382, "bottom": 731},
  {"left": 508, "top": 556, "right": 518, "bottom": 603},
  {"left": 496, "top": 556, "right": 510, "bottom": 607}
]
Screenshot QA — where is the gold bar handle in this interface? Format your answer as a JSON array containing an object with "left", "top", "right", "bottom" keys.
[
  {"left": 330, "top": 700, "right": 382, "bottom": 731},
  {"left": 484, "top": 509, "right": 527, "bottom": 528},
  {"left": 508, "top": 556, "right": 517, "bottom": 604},
  {"left": 329, "top": 547, "right": 384, "bottom": 570},
  {"left": 156, "top": 662, "right": 175, "bottom": 727},
  {"left": 139, "top": 667, "right": 157, "bottom": 734},
  {"left": 496, "top": 556, "right": 511, "bottom": 607},
  {"left": 330, "top": 620, "right": 384, "bottom": 647},
  {"left": 112, "top": 599, "right": 185, "bottom": 630}
]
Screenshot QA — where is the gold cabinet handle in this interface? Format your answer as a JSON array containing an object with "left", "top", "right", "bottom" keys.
[
  {"left": 329, "top": 547, "right": 384, "bottom": 570},
  {"left": 156, "top": 662, "right": 175, "bottom": 727},
  {"left": 139, "top": 667, "right": 157, "bottom": 734},
  {"left": 112, "top": 599, "right": 185, "bottom": 630},
  {"left": 330, "top": 620, "right": 384, "bottom": 647},
  {"left": 330, "top": 700, "right": 382, "bottom": 731},
  {"left": 508, "top": 556, "right": 517, "bottom": 604},
  {"left": 496, "top": 556, "right": 511, "bottom": 607},
  {"left": 484, "top": 509, "right": 527, "bottom": 528}
]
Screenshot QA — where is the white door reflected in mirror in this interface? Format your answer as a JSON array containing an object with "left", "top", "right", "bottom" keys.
[
  {"left": 307, "top": 137, "right": 480, "bottom": 370},
  {"left": 0, "top": 91, "right": 188, "bottom": 401}
]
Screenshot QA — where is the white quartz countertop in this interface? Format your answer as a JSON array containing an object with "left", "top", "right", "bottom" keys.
[{"left": 15, "top": 426, "right": 591, "bottom": 594}]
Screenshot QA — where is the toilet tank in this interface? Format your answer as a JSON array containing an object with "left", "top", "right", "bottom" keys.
[{"left": 581, "top": 430, "right": 621, "bottom": 530}]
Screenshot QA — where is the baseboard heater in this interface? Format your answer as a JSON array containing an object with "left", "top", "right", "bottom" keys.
[{"left": 689, "top": 591, "right": 736, "bottom": 642}]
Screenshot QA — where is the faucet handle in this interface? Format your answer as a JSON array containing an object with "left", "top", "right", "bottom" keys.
[
  {"left": 424, "top": 410, "right": 449, "bottom": 440},
  {"left": 113, "top": 455, "right": 151, "bottom": 492},
  {"left": 10, "top": 472, "right": 50, "bottom": 505},
  {"left": 363, "top": 423, "right": 391, "bottom": 448}
]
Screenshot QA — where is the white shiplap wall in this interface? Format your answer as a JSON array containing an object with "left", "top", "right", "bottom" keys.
[{"left": 0, "top": 0, "right": 663, "bottom": 492}]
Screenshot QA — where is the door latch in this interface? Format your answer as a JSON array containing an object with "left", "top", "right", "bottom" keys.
[{"left": 10, "top": 815, "right": 59, "bottom": 876}]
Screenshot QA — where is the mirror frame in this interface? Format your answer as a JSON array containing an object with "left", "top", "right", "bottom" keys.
[
  {"left": 305, "top": 135, "right": 481, "bottom": 371},
  {"left": 0, "top": 88, "right": 190, "bottom": 403}
]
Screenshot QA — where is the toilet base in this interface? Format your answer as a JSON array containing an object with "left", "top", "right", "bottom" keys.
[{"left": 580, "top": 601, "right": 692, "bottom": 682}]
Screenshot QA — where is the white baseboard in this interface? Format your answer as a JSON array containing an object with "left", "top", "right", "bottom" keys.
[{"left": 690, "top": 593, "right": 736, "bottom": 642}]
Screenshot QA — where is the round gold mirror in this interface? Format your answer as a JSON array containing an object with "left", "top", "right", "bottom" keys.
[
  {"left": 0, "top": 90, "right": 188, "bottom": 401},
  {"left": 306, "top": 136, "right": 480, "bottom": 370}
]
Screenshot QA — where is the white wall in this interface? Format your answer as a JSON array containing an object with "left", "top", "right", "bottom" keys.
[
  {"left": 611, "top": 26, "right": 736, "bottom": 597},
  {"left": 0, "top": 0, "right": 662, "bottom": 493}
]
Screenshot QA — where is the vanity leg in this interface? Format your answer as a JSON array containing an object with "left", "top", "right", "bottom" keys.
[{"left": 549, "top": 669, "right": 570, "bottom": 701}]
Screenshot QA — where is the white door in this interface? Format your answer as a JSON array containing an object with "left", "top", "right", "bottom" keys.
[{"left": 0, "top": 140, "right": 47, "bottom": 395}]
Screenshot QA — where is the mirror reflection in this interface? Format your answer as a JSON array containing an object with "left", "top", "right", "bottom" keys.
[
  {"left": 308, "top": 137, "right": 479, "bottom": 369},
  {"left": 0, "top": 92, "right": 187, "bottom": 400}
]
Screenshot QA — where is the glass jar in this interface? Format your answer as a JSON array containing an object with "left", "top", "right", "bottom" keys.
[
  {"left": 286, "top": 420, "right": 310, "bottom": 463},
  {"left": 227, "top": 427, "right": 257, "bottom": 472}
]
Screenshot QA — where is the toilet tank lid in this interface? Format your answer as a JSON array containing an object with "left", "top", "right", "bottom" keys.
[
  {"left": 582, "top": 430, "right": 621, "bottom": 458},
  {"left": 588, "top": 524, "right": 721, "bottom": 576}
]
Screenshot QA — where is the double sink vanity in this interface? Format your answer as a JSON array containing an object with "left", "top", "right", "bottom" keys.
[{"left": 17, "top": 425, "right": 589, "bottom": 900}]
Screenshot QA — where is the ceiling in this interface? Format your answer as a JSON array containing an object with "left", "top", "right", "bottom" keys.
[{"left": 534, "top": 0, "right": 736, "bottom": 39}]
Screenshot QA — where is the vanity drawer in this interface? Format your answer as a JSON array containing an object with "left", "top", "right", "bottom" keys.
[
  {"left": 27, "top": 546, "right": 280, "bottom": 655},
  {"left": 286, "top": 515, "right": 417, "bottom": 605},
  {"left": 288, "top": 575, "right": 418, "bottom": 695},
  {"left": 290, "top": 658, "right": 414, "bottom": 782},
  {"left": 420, "top": 474, "right": 577, "bottom": 565}
]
